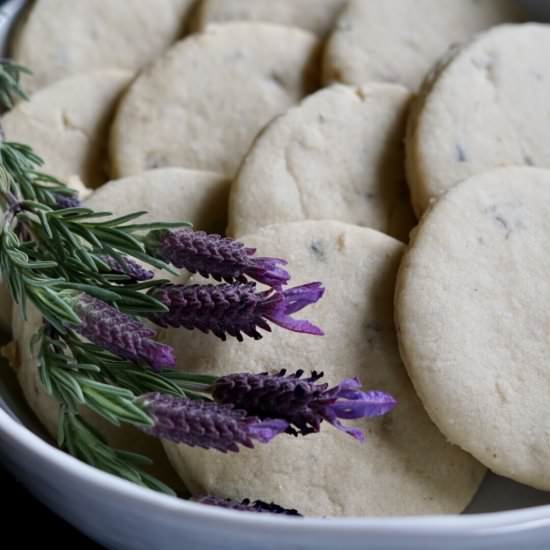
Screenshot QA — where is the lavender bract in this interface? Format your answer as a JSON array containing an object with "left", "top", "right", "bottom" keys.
[
  {"left": 138, "top": 393, "right": 287, "bottom": 453},
  {"left": 53, "top": 192, "right": 81, "bottom": 209},
  {"left": 212, "top": 369, "right": 397, "bottom": 440},
  {"left": 98, "top": 255, "right": 154, "bottom": 282},
  {"left": 195, "top": 496, "right": 302, "bottom": 516},
  {"left": 73, "top": 293, "right": 175, "bottom": 371},
  {"left": 144, "top": 229, "right": 290, "bottom": 288},
  {"left": 148, "top": 282, "right": 324, "bottom": 341}
]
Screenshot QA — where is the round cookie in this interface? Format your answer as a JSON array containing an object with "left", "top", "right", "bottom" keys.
[
  {"left": 12, "top": 0, "right": 195, "bottom": 95},
  {"left": 110, "top": 23, "right": 320, "bottom": 179},
  {"left": 85, "top": 168, "right": 230, "bottom": 238},
  {"left": 323, "top": 0, "right": 524, "bottom": 91},
  {"left": 10, "top": 168, "right": 229, "bottom": 489},
  {"left": 407, "top": 24, "right": 550, "bottom": 216},
  {"left": 2, "top": 70, "right": 132, "bottom": 189},
  {"left": 395, "top": 167, "right": 550, "bottom": 490},
  {"left": 228, "top": 83, "right": 414, "bottom": 241},
  {"left": 192, "top": 0, "right": 347, "bottom": 37},
  {"left": 160, "top": 221, "right": 485, "bottom": 517}
]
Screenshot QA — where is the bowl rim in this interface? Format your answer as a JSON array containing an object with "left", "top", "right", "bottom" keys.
[{"left": 2, "top": 407, "right": 550, "bottom": 538}]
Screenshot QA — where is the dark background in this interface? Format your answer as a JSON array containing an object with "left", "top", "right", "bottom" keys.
[{"left": 1, "top": 462, "right": 102, "bottom": 547}]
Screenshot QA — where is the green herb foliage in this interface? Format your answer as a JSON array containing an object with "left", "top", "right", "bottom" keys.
[{"left": 0, "top": 61, "right": 210, "bottom": 494}]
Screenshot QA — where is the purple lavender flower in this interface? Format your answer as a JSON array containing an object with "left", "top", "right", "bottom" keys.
[
  {"left": 212, "top": 370, "right": 397, "bottom": 441},
  {"left": 195, "top": 496, "right": 302, "bottom": 516},
  {"left": 144, "top": 229, "right": 290, "bottom": 288},
  {"left": 73, "top": 293, "right": 175, "bottom": 371},
  {"left": 148, "top": 282, "right": 324, "bottom": 340},
  {"left": 98, "top": 255, "right": 154, "bottom": 281},
  {"left": 53, "top": 192, "right": 81, "bottom": 209},
  {"left": 138, "top": 393, "right": 288, "bottom": 452}
]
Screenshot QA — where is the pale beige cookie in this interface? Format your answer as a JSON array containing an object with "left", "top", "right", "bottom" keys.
[
  {"left": 85, "top": 168, "right": 230, "bottom": 238},
  {"left": 10, "top": 168, "right": 229, "bottom": 488},
  {"left": 228, "top": 83, "right": 414, "bottom": 241},
  {"left": 110, "top": 23, "right": 320, "bottom": 179},
  {"left": 323, "top": 0, "right": 523, "bottom": 91},
  {"left": 2, "top": 70, "right": 132, "bottom": 189},
  {"left": 161, "top": 221, "right": 484, "bottom": 516},
  {"left": 12, "top": 0, "right": 195, "bottom": 95},
  {"left": 193, "top": 0, "right": 347, "bottom": 37},
  {"left": 396, "top": 167, "right": 550, "bottom": 491},
  {"left": 407, "top": 24, "right": 550, "bottom": 216}
]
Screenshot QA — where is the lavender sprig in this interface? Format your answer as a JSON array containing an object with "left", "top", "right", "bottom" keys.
[
  {"left": 72, "top": 293, "right": 175, "bottom": 371},
  {"left": 212, "top": 370, "right": 397, "bottom": 440},
  {"left": 0, "top": 61, "right": 328, "bottom": 502},
  {"left": 144, "top": 229, "right": 290, "bottom": 288},
  {"left": 148, "top": 282, "right": 325, "bottom": 340},
  {"left": 138, "top": 393, "right": 288, "bottom": 452},
  {"left": 195, "top": 496, "right": 302, "bottom": 516}
]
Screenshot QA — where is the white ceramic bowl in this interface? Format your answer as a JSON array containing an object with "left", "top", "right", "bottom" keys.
[{"left": 2, "top": 1, "right": 550, "bottom": 548}]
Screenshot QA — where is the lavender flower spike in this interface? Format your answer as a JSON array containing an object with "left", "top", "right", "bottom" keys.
[
  {"left": 73, "top": 293, "right": 175, "bottom": 371},
  {"left": 212, "top": 370, "right": 397, "bottom": 441},
  {"left": 98, "top": 255, "right": 154, "bottom": 282},
  {"left": 144, "top": 229, "right": 290, "bottom": 288},
  {"left": 195, "top": 496, "right": 302, "bottom": 516},
  {"left": 148, "top": 282, "right": 325, "bottom": 341},
  {"left": 138, "top": 393, "right": 288, "bottom": 453}
]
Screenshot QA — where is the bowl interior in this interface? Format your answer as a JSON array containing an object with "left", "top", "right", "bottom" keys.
[{"left": 1, "top": 0, "right": 550, "bottom": 524}]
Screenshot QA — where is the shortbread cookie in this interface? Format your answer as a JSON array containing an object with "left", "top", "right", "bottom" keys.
[
  {"left": 228, "top": 83, "right": 414, "bottom": 240},
  {"left": 11, "top": 168, "right": 228, "bottom": 487},
  {"left": 161, "top": 221, "right": 485, "bottom": 516},
  {"left": 3, "top": 71, "right": 131, "bottom": 189},
  {"left": 323, "top": 0, "right": 524, "bottom": 91},
  {"left": 193, "top": 0, "right": 347, "bottom": 37},
  {"left": 85, "top": 168, "right": 230, "bottom": 238},
  {"left": 396, "top": 167, "right": 550, "bottom": 490},
  {"left": 407, "top": 24, "right": 550, "bottom": 215},
  {"left": 12, "top": 0, "right": 195, "bottom": 94},
  {"left": 110, "top": 23, "right": 320, "bottom": 178}
]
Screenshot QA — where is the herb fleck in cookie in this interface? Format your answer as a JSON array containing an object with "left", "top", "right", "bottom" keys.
[
  {"left": 407, "top": 24, "right": 550, "bottom": 216},
  {"left": 193, "top": 0, "right": 347, "bottom": 37},
  {"left": 161, "top": 221, "right": 484, "bottom": 516},
  {"left": 12, "top": 0, "right": 195, "bottom": 94},
  {"left": 228, "top": 83, "right": 415, "bottom": 241},
  {"left": 110, "top": 23, "right": 320, "bottom": 179},
  {"left": 2, "top": 70, "right": 131, "bottom": 189},
  {"left": 323, "top": 0, "right": 523, "bottom": 91},
  {"left": 396, "top": 167, "right": 550, "bottom": 490}
]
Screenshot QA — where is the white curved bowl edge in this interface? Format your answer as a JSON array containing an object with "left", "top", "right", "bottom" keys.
[{"left": 2, "top": 0, "right": 550, "bottom": 548}]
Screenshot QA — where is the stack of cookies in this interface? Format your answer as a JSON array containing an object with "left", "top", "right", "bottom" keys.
[{"left": 7, "top": 0, "right": 550, "bottom": 517}]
